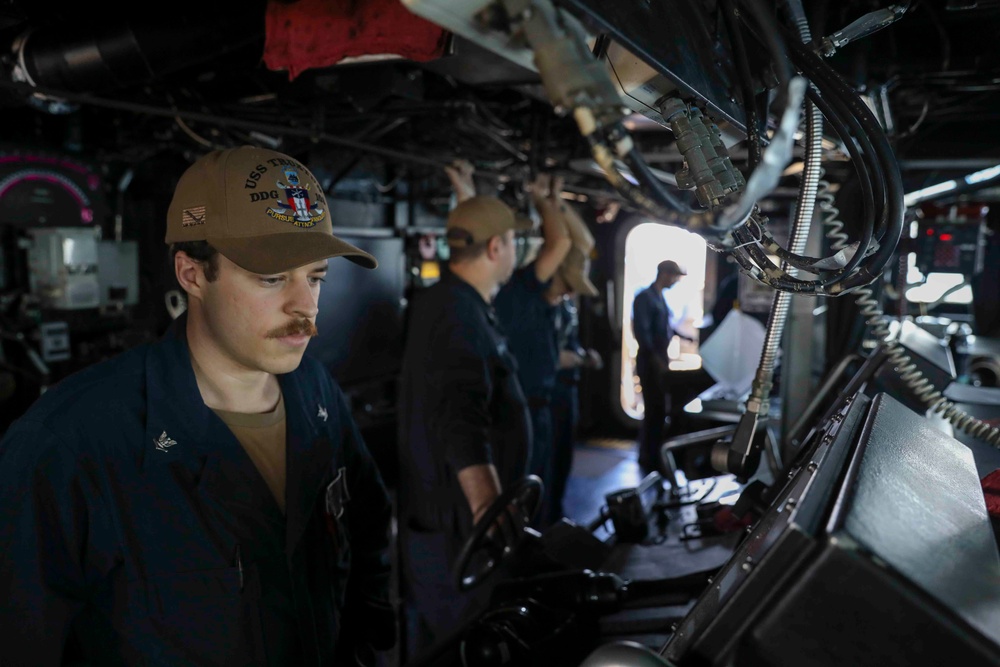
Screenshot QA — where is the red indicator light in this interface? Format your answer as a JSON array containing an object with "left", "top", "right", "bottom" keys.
[
  {"left": 926, "top": 228, "right": 935, "bottom": 235},
  {"left": 939, "top": 233, "right": 953, "bottom": 241}
]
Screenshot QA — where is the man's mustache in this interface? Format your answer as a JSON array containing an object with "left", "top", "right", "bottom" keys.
[{"left": 266, "top": 319, "right": 318, "bottom": 339}]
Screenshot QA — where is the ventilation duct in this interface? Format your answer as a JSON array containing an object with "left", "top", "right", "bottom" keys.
[{"left": 10, "top": 9, "right": 265, "bottom": 93}]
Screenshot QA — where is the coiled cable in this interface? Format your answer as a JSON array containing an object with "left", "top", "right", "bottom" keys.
[
  {"left": 854, "top": 288, "right": 1000, "bottom": 446},
  {"left": 825, "top": 181, "right": 1000, "bottom": 446},
  {"left": 817, "top": 167, "right": 849, "bottom": 251}
]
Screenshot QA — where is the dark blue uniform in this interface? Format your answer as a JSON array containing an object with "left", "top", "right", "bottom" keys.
[
  {"left": 0, "top": 315, "right": 393, "bottom": 666},
  {"left": 397, "top": 271, "right": 531, "bottom": 653},
  {"left": 551, "top": 298, "right": 584, "bottom": 523},
  {"left": 494, "top": 263, "right": 559, "bottom": 522},
  {"left": 632, "top": 285, "right": 675, "bottom": 470},
  {"left": 633, "top": 285, "right": 674, "bottom": 377}
]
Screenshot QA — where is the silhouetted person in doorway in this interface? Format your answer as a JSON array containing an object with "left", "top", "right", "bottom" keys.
[{"left": 632, "top": 259, "right": 687, "bottom": 472}]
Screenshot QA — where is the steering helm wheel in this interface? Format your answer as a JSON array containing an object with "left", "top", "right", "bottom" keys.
[{"left": 453, "top": 475, "right": 543, "bottom": 592}]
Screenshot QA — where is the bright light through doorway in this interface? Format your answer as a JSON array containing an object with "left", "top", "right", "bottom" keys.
[{"left": 621, "top": 223, "right": 707, "bottom": 420}]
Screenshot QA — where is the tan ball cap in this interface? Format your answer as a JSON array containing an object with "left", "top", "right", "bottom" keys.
[
  {"left": 446, "top": 196, "right": 534, "bottom": 247},
  {"left": 559, "top": 246, "right": 599, "bottom": 297},
  {"left": 657, "top": 259, "right": 687, "bottom": 276},
  {"left": 165, "top": 146, "right": 377, "bottom": 273}
]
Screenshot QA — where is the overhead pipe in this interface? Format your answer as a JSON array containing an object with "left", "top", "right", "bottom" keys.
[{"left": 10, "top": 10, "right": 264, "bottom": 93}]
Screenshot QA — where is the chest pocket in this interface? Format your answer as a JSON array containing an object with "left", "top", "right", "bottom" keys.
[{"left": 146, "top": 566, "right": 265, "bottom": 666}]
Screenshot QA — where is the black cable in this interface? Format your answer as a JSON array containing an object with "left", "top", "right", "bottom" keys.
[
  {"left": 730, "top": 73, "right": 883, "bottom": 291},
  {"left": 622, "top": 147, "right": 693, "bottom": 213},
  {"left": 721, "top": 0, "right": 897, "bottom": 294},
  {"left": 732, "top": 135, "right": 873, "bottom": 293},
  {"left": 729, "top": 232, "right": 774, "bottom": 284},
  {"left": 582, "top": 129, "right": 710, "bottom": 231},
  {"left": 0, "top": 79, "right": 514, "bottom": 179},
  {"left": 729, "top": 31, "right": 903, "bottom": 295},
  {"left": 785, "top": 36, "right": 904, "bottom": 292},
  {"left": 737, "top": 0, "right": 793, "bottom": 111},
  {"left": 742, "top": 54, "right": 885, "bottom": 284},
  {"left": 591, "top": 33, "right": 610, "bottom": 58},
  {"left": 722, "top": 0, "right": 763, "bottom": 169},
  {"left": 569, "top": 1, "right": 898, "bottom": 294},
  {"left": 794, "top": 51, "right": 889, "bottom": 247},
  {"left": 800, "top": 87, "right": 876, "bottom": 279},
  {"left": 752, "top": 82, "right": 879, "bottom": 284},
  {"left": 733, "top": 222, "right": 821, "bottom": 293},
  {"left": 606, "top": 53, "right": 661, "bottom": 117}
]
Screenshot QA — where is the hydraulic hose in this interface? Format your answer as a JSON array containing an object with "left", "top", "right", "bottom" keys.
[
  {"left": 784, "top": 35, "right": 905, "bottom": 294},
  {"left": 746, "top": 0, "right": 824, "bottom": 414}
]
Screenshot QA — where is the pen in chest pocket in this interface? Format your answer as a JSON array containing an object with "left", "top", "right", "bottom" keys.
[{"left": 235, "top": 544, "right": 244, "bottom": 592}]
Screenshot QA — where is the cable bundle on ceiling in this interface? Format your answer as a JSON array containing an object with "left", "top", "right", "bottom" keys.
[{"left": 564, "top": 0, "right": 906, "bottom": 297}]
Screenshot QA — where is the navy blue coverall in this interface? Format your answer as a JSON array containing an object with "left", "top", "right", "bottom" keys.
[
  {"left": 397, "top": 270, "right": 531, "bottom": 655},
  {"left": 551, "top": 298, "right": 581, "bottom": 525},
  {"left": 0, "top": 314, "right": 393, "bottom": 666},
  {"left": 632, "top": 284, "right": 675, "bottom": 471},
  {"left": 494, "top": 262, "right": 560, "bottom": 525}
]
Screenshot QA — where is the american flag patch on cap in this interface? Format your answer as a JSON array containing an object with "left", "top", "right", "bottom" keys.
[{"left": 182, "top": 206, "right": 206, "bottom": 227}]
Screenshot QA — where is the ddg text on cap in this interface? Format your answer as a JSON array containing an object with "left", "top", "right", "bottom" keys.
[{"left": 166, "top": 146, "right": 377, "bottom": 274}]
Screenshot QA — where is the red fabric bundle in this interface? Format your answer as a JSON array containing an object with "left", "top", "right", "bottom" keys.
[
  {"left": 983, "top": 469, "right": 1000, "bottom": 519},
  {"left": 263, "top": 0, "right": 449, "bottom": 80}
]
